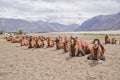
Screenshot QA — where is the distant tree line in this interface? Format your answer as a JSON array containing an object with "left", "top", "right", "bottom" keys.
[{"left": 0, "top": 29, "right": 25, "bottom": 35}]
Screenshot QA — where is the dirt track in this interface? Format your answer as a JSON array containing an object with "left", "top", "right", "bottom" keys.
[{"left": 0, "top": 34, "right": 120, "bottom": 80}]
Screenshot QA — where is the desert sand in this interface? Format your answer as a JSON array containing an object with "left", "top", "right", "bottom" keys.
[{"left": 0, "top": 33, "right": 120, "bottom": 80}]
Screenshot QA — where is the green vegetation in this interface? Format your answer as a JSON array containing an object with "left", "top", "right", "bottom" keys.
[
  {"left": 17, "top": 29, "right": 23, "bottom": 35},
  {"left": 11, "top": 29, "right": 25, "bottom": 35},
  {"left": 0, "top": 30, "right": 4, "bottom": 35}
]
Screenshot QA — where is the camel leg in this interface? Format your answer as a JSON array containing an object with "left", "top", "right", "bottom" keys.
[{"left": 74, "top": 49, "right": 79, "bottom": 57}]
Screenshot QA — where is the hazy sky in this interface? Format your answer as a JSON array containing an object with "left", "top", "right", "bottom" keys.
[{"left": 0, "top": 0, "right": 120, "bottom": 24}]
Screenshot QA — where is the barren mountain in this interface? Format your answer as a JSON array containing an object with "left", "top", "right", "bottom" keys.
[{"left": 75, "top": 12, "right": 120, "bottom": 31}]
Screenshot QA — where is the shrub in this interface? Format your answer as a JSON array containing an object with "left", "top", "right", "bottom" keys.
[
  {"left": 17, "top": 29, "right": 23, "bottom": 35},
  {"left": 0, "top": 30, "right": 4, "bottom": 35}
]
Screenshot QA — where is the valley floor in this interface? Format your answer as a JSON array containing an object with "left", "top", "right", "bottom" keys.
[{"left": 0, "top": 33, "right": 120, "bottom": 80}]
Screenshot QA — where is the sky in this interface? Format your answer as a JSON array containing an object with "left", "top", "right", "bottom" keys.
[{"left": 0, "top": 0, "right": 120, "bottom": 24}]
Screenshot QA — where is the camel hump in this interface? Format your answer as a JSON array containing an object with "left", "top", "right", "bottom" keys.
[{"left": 81, "top": 40, "right": 88, "bottom": 47}]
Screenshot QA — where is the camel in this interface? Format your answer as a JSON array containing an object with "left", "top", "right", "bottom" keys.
[
  {"left": 46, "top": 37, "right": 55, "bottom": 47},
  {"left": 70, "top": 38, "right": 85, "bottom": 57},
  {"left": 105, "top": 35, "right": 110, "bottom": 44},
  {"left": 55, "top": 37, "right": 64, "bottom": 50},
  {"left": 87, "top": 39, "right": 106, "bottom": 61},
  {"left": 28, "top": 36, "right": 37, "bottom": 48},
  {"left": 36, "top": 36, "right": 44, "bottom": 48}
]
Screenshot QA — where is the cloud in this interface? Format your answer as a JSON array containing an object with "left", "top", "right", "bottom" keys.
[{"left": 0, "top": 0, "right": 120, "bottom": 24}]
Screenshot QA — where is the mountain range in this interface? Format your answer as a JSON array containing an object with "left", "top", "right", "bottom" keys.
[
  {"left": 0, "top": 12, "right": 120, "bottom": 32},
  {"left": 0, "top": 18, "right": 79, "bottom": 32},
  {"left": 75, "top": 12, "right": 120, "bottom": 31}
]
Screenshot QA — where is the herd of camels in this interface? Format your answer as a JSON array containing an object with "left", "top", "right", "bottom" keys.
[{"left": 5, "top": 34, "right": 120, "bottom": 61}]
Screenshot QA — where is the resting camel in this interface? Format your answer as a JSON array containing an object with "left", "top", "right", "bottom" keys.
[
  {"left": 20, "top": 36, "right": 29, "bottom": 46},
  {"left": 111, "top": 37, "right": 117, "bottom": 44},
  {"left": 11, "top": 36, "right": 23, "bottom": 43},
  {"left": 87, "top": 39, "right": 106, "bottom": 60},
  {"left": 28, "top": 36, "right": 37, "bottom": 48},
  {"left": 105, "top": 35, "right": 110, "bottom": 44},
  {"left": 6, "top": 36, "right": 13, "bottom": 41},
  {"left": 69, "top": 38, "right": 85, "bottom": 57},
  {"left": 46, "top": 37, "right": 54, "bottom": 47},
  {"left": 36, "top": 36, "right": 44, "bottom": 48},
  {"left": 64, "top": 39, "right": 71, "bottom": 53},
  {"left": 55, "top": 37, "right": 64, "bottom": 50}
]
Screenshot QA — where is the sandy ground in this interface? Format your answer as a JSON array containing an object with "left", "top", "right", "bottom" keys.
[{"left": 0, "top": 33, "right": 120, "bottom": 80}]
